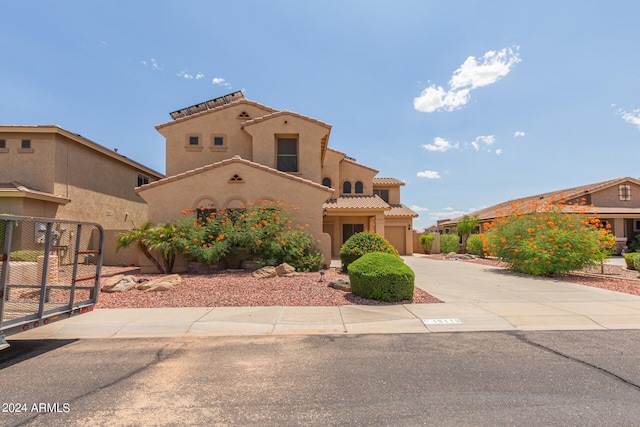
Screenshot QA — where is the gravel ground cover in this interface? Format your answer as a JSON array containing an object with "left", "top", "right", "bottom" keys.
[{"left": 96, "top": 267, "right": 441, "bottom": 308}]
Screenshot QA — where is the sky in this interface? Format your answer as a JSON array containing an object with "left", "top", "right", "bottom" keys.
[{"left": 2, "top": 1, "right": 640, "bottom": 231}]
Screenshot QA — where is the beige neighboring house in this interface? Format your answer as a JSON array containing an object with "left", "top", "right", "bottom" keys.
[
  {"left": 0, "top": 125, "right": 164, "bottom": 265},
  {"left": 138, "top": 92, "right": 417, "bottom": 271},
  {"left": 436, "top": 177, "right": 640, "bottom": 254}
]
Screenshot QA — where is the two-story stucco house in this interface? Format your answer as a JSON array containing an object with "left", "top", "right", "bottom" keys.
[
  {"left": 0, "top": 125, "right": 164, "bottom": 265},
  {"left": 137, "top": 92, "right": 417, "bottom": 269}
]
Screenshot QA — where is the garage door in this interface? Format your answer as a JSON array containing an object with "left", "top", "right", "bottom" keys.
[{"left": 385, "top": 226, "right": 406, "bottom": 255}]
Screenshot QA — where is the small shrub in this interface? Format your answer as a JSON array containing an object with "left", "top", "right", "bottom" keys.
[
  {"left": 10, "top": 250, "right": 44, "bottom": 262},
  {"left": 439, "top": 234, "right": 460, "bottom": 254},
  {"left": 623, "top": 252, "right": 640, "bottom": 270},
  {"left": 633, "top": 255, "right": 640, "bottom": 272},
  {"left": 419, "top": 234, "right": 435, "bottom": 254},
  {"left": 466, "top": 234, "right": 485, "bottom": 256},
  {"left": 348, "top": 252, "right": 415, "bottom": 302},
  {"left": 340, "top": 231, "right": 399, "bottom": 272}
]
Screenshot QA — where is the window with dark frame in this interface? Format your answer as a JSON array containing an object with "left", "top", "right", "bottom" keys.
[
  {"left": 0, "top": 140, "right": 5, "bottom": 149},
  {"left": 137, "top": 174, "right": 150, "bottom": 187},
  {"left": 21, "top": 139, "right": 31, "bottom": 149},
  {"left": 189, "top": 136, "right": 199, "bottom": 146},
  {"left": 355, "top": 181, "right": 363, "bottom": 194},
  {"left": 213, "top": 136, "right": 224, "bottom": 146},
  {"left": 619, "top": 184, "right": 631, "bottom": 201},
  {"left": 373, "top": 189, "right": 389, "bottom": 203},
  {"left": 276, "top": 137, "right": 298, "bottom": 172},
  {"left": 342, "top": 181, "right": 352, "bottom": 194},
  {"left": 322, "top": 177, "right": 331, "bottom": 188}
]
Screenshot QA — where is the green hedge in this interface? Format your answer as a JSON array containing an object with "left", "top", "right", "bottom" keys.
[
  {"left": 348, "top": 252, "right": 414, "bottom": 302},
  {"left": 466, "top": 234, "right": 484, "bottom": 256},
  {"left": 340, "top": 231, "right": 399, "bottom": 272},
  {"left": 624, "top": 252, "right": 640, "bottom": 270},
  {"left": 419, "top": 234, "right": 435, "bottom": 254},
  {"left": 439, "top": 234, "right": 460, "bottom": 254}
]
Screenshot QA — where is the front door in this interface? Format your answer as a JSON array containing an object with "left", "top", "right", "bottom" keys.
[{"left": 342, "top": 224, "right": 364, "bottom": 243}]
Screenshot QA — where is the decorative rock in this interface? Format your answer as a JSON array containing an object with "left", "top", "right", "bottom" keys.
[
  {"left": 253, "top": 266, "right": 277, "bottom": 279},
  {"left": 102, "top": 275, "right": 138, "bottom": 293},
  {"left": 329, "top": 278, "right": 351, "bottom": 292},
  {"left": 275, "top": 263, "right": 296, "bottom": 277},
  {"left": 136, "top": 274, "right": 181, "bottom": 292},
  {"left": 445, "top": 252, "right": 459, "bottom": 259}
]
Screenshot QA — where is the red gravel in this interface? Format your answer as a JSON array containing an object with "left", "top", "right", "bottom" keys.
[{"left": 97, "top": 267, "right": 442, "bottom": 309}]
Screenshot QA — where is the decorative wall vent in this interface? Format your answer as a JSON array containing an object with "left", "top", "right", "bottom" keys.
[
  {"left": 238, "top": 111, "right": 251, "bottom": 118},
  {"left": 230, "top": 174, "right": 244, "bottom": 182}
]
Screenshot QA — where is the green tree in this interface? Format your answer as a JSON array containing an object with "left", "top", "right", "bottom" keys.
[{"left": 456, "top": 215, "right": 479, "bottom": 253}]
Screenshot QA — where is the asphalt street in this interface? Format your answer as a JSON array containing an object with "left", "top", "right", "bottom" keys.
[{"left": 1, "top": 330, "right": 640, "bottom": 426}]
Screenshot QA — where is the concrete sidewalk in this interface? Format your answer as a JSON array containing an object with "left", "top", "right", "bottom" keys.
[{"left": 11, "top": 255, "right": 640, "bottom": 340}]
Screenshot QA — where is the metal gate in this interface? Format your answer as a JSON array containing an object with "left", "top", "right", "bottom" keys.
[{"left": 0, "top": 216, "right": 103, "bottom": 336}]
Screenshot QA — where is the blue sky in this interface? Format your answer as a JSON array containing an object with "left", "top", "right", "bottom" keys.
[{"left": 2, "top": 1, "right": 640, "bottom": 230}]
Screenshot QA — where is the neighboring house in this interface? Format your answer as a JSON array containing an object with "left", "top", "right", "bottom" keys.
[
  {"left": 437, "top": 177, "right": 640, "bottom": 254},
  {"left": 138, "top": 92, "right": 417, "bottom": 270},
  {"left": 0, "top": 125, "right": 164, "bottom": 265}
]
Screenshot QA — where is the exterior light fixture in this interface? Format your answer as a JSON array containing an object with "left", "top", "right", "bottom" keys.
[{"left": 318, "top": 269, "right": 325, "bottom": 282}]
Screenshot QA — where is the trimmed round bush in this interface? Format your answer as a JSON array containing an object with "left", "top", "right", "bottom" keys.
[
  {"left": 348, "top": 252, "right": 414, "bottom": 302},
  {"left": 624, "top": 252, "right": 640, "bottom": 270},
  {"left": 340, "top": 231, "right": 399, "bottom": 272},
  {"left": 633, "top": 255, "right": 640, "bottom": 272}
]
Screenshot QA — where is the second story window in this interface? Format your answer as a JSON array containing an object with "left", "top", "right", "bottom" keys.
[
  {"left": 137, "top": 174, "right": 150, "bottom": 187},
  {"left": 343, "top": 181, "right": 352, "bottom": 194},
  {"left": 189, "top": 136, "right": 199, "bottom": 146},
  {"left": 619, "top": 184, "right": 631, "bottom": 201},
  {"left": 21, "top": 139, "right": 31, "bottom": 149},
  {"left": 213, "top": 136, "right": 224, "bottom": 146},
  {"left": 0, "top": 139, "right": 6, "bottom": 149},
  {"left": 374, "top": 189, "right": 389, "bottom": 203},
  {"left": 322, "top": 177, "right": 332, "bottom": 188},
  {"left": 277, "top": 137, "right": 298, "bottom": 173},
  {"left": 355, "top": 181, "right": 363, "bottom": 194}
]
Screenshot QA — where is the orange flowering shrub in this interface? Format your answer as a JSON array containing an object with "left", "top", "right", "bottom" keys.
[
  {"left": 481, "top": 196, "right": 615, "bottom": 276},
  {"left": 174, "top": 200, "right": 323, "bottom": 271}
]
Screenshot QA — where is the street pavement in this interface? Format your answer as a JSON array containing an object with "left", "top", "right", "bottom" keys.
[{"left": 10, "top": 255, "right": 640, "bottom": 341}]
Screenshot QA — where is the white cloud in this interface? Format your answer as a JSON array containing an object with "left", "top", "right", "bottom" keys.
[
  {"left": 212, "top": 77, "right": 232, "bottom": 88},
  {"left": 620, "top": 108, "right": 640, "bottom": 130},
  {"left": 514, "top": 131, "right": 526, "bottom": 137},
  {"left": 422, "top": 137, "right": 459, "bottom": 152},
  {"left": 410, "top": 205, "right": 430, "bottom": 212},
  {"left": 414, "top": 46, "right": 521, "bottom": 113},
  {"left": 195, "top": 73, "right": 205, "bottom": 79},
  {"left": 141, "top": 58, "right": 160, "bottom": 71},
  {"left": 495, "top": 148, "right": 503, "bottom": 155},
  {"left": 470, "top": 135, "right": 496, "bottom": 151},
  {"left": 177, "top": 70, "right": 194, "bottom": 79},
  {"left": 417, "top": 170, "right": 441, "bottom": 179}
]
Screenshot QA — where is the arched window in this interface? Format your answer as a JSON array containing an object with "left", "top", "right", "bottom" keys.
[
  {"left": 342, "top": 181, "right": 352, "bottom": 194},
  {"left": 322, "top": 177, "right": 332, "bottom": 188},
  {"left": 355, "top": 181, "right": 363, "bottom": 194}
]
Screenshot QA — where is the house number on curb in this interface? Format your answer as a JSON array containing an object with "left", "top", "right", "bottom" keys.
[{"left": 422, "top": 318, "right": 462, "bottom": 325}]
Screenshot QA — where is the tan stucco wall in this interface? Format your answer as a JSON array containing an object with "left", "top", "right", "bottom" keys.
[
  {"left": 320, "top": 149, "right": 343, "bottom": 192},
  {"left": 588, "top": 183, "right": 640, "bottom": 208},
  {"left": 337, "top": 161, "right": 377, "bottom": 195},
  {"left": 0, "top": 131, "right": 56, "bottom": 192},
  {"left": 243, "top": 113, "right": 328, "bottom": 184},
  {"left": 372, "top": 184, "right": 401, "bottom": 204},
  {"left": 138, "top": 161, "right": 333, "bottom": 271},
  {"left": 158, "top": 103, "right": 275, "bottom": 177}
]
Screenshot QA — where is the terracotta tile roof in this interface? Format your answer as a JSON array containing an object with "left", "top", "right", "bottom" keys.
[
  {"left": 0, "top": 181, "right": 70, "bottom": 204},
  {"left": 385, "top": 204, "right": 418, "bottom": 218},
  {"left": 136, "top": 156, "right": 334, "bottom": 195},
  {"left": 441, "top": 176, "right": 640, "bottom": 226},
  {"left": 241, "top": 110, "right": 332, "bottom": 130},
  {"left": 323, "top": 195, "right": 390, "bottom": 210},
  {"left": 373, "top": 177, "right": 405, "bottom": 186}
]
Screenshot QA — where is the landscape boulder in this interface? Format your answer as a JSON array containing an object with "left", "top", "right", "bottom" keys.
[
  {"left": 253, "top": 266, "right": 277, "bottom": 279},
  {"left": 135, "top": 274, "right": 181, "bottom": 292},
  {"left": 102, "top": 275, "right": 138, "bottom": 293},
  {"left": 328, "top": 277, "right": 351, "bottom": 292},
  {"left": 275, "top": 263, "right": 296, "bottom": 277}
]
